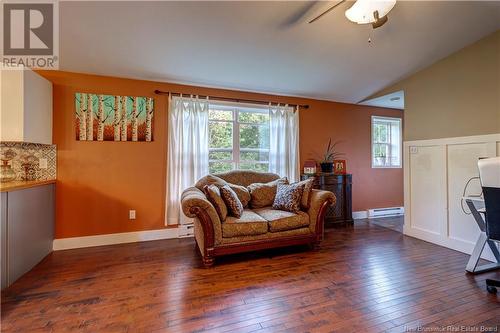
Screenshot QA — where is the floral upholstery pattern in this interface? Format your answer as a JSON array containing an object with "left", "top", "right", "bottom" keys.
[
  {"left": 181, "top": 186, "right": 223, "bottom": 245},
  {"left": 247, "top": 177, "right": 289, "bottom": 208},
  {"left": 222, "top": 210, "right": 268, "bottom": 238},
  {"left": 195, "top": 174, "right": 226, "bottom": 190},
  {"left": 254, "top": 207, "right": 310, "bottom": 232},
  {"left": 203, "top": 184, "right": 228, "bottom": 221},
  {"left": 220, "top": 185, "right": 244, "bottom": 218},
  {"left": 221, "top": 227, "right": 311, "bottom": 244},
  {"left": 272, "top": 182, "right": 305, "bottom": 213},
  {"left": 216, "top": 170, "right": 280, "bottom": 187}
]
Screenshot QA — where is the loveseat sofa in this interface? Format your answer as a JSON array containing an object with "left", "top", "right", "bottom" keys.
[{"left": 181, "top": 170, "right": 335, "bottom": 267}]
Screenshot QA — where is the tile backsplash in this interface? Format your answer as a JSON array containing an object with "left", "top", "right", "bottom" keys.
[{"left": 0, "top": 142, "right": 56, "bottom": 181}]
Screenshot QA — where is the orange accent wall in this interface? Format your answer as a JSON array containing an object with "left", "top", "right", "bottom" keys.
[
  {"left": 300, "top": 100, "right": 404, "bottom": 213},
  {"left": 38, "top": 71, "right": 403, "bottom": 238}
]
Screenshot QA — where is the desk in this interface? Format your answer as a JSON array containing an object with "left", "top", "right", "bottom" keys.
[{"left": 464, "top": 196, "right": 500, "bottom": 274}]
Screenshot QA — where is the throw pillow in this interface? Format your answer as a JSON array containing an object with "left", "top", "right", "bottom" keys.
[
  {"left": 195, "top": 174, "right": 251, "bottom": 208},
  {"left": 219, "top": 185, "right": 244, "bottom": 218},
  {"left": 297, "top": 177, "right": 315, "bottom": 210},
  {"left": 247, "top": 177, "right": 289, "bottom": 208},
  {"left": 272, "top": 182, "right": 305, "bottom": 213},
  {"left": 203, "top": 184, "right": 228, "bottom": 221},
  {"left": 228, "top": 184, "right": 251, "bottom": 208}
]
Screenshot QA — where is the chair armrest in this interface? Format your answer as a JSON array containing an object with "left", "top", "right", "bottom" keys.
[
  {"left": 307, "top": 189, "right": 336, "bottom": 235},
  {"left": 181, "top": 187, "right": 222, "bottom": 246}
]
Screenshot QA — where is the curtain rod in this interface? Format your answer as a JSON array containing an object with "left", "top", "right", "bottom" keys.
[{"left": 154, "top": 90, "right": 309, "bottom": 109}]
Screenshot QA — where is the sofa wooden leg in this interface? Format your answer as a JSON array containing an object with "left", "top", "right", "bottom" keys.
[
  {"left": 312, "top": 242, "right": 321, "bottom": 251},
  {"left": 202, "top": 256, "right": 214, "bottom": 268}
]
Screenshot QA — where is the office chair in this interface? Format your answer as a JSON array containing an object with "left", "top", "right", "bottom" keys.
[{"left": 478, "top": 157, "right": 500, "bottom": 294}]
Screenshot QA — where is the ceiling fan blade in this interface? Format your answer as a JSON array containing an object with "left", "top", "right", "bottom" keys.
[
  {"left": 308, "top": 0, "right": 347, "bottom": 24},
  {"left": 281, "top": 1, "right": 323, "bottom": 27}
]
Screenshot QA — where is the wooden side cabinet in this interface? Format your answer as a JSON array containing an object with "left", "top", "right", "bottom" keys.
[
  {"left": 301, "top": 173, "right": 353, "bottom": 227},
  {"left": 1, "top": 184, "right": 54, "bottom": 289}
]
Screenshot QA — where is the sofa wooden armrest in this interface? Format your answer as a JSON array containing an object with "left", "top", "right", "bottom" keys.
[
  {"left": 181, "top": 187, "right": 222, "bottom": 266},
  {"left": 307, "top": 189, "right": 336, "bottom": 243}
]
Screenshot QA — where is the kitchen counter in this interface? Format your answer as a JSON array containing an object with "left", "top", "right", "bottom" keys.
[{"left": 0, "top": 179, "right": 56, "bottom": 192}]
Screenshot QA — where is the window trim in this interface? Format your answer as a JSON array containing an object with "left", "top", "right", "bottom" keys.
[
  {"left": 208, "top": 103, "right": 270, "bottom": 174},
  {"left": 371, "top": 115, "right": 402, "bottom": 169}
]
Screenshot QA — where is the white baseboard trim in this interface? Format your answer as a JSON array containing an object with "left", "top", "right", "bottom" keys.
[
  {"left": 353, "top": 208, "right": 404, "bottom": 220},
  {"left": 353, "top": 211, "right": 368, "bottom": 219},
  {"left": 53, "top": 228, "right": 179, "bottom": 251}
]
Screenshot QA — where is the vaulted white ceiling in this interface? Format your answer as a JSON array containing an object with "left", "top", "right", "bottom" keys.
[{"left": 59, "top": 1, "right": 500, "bottom": 103}]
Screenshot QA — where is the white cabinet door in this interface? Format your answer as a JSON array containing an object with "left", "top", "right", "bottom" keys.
[{"left": 0, "top": 68, "right": 52, "bottom": 144}]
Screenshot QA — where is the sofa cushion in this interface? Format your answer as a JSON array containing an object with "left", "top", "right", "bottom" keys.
[
  {"left": 297, "top": 177, "right": 315, "bottom": 210},
  {"left": 222, "top": 210, "right": 268, "bottom": 238},
  {"left": 195, "top": 174, "right": 251, "bottom": 207},
  {"left": 203, "top": 184, "right": 228, "bottom": 221},
  {"left": 220, "top": 185, "right": 244, "bottom": 218},
  {"left": 254, "top": 208, "right": 310, "bottom": 232},
  {"left": 272, "top": 182, "right": 305, "bottom": 213},
  {"left": 247, "top": 177, "right": 289, "bottom": 208}
]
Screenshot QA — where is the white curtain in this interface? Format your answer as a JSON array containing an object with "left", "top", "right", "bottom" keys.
[
  {"left": 166, "top": 96, "right": 209, "bottom": 225},
  {"left": 269, "top": 104, "right": 300, "bottom": 182}
]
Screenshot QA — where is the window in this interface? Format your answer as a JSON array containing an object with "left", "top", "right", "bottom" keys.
[
  {"left": 208, "top": 102, "right": 270, "bottom": 174},
  {"left": 371, "top": 116, "right": 402, "bottom": 168}
]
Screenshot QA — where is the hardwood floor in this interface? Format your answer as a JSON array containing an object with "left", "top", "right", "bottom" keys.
[
  {"left": 368, "top": 216, "right": 404, "bottom": 233},
  {"left": 2, "top": 219, "right": 499, "bottom": 332}
]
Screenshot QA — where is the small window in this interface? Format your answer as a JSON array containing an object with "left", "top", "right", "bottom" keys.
[
  {"left": 371, "top": 116, "right": 402, "bottom": 168},
  {"left": 208, "top": 102, "right": 270, "bottom": 174}
]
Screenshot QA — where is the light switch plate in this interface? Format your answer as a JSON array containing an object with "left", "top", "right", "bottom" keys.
[
  {"left": 129, "top": 210, "right": 136, "bottom": 220},
  {"left": 39, "top": 158, "right": 48, "bottom": 169}
]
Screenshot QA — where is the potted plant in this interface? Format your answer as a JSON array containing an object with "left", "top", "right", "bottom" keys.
[{"left": 320, "top": 139, "right": 344, "bottom": 173}]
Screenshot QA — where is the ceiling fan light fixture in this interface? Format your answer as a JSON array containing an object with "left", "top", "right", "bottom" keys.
[{"left": 345, "top": 0, "right": 396, "bottom": 25}]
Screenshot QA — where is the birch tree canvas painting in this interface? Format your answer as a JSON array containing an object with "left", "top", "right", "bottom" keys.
[{"left": 75, "top": 93, "right": 154, "bottom": 142}]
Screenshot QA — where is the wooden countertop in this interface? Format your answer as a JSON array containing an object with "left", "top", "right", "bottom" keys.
[{"left": 0, "top": 179, "right": 56, "bottom": 192}]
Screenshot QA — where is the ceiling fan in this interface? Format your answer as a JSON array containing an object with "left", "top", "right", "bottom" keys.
[{"left": 309, "top": 0, "right": 397, "bottom": 29}]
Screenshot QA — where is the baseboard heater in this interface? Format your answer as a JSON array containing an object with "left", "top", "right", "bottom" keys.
[
  {"left": 178, "top": 224, "right": 194, "bottom": 238},
  {"left": 368, "top": 207, "right": 404, "bottom": 218}
]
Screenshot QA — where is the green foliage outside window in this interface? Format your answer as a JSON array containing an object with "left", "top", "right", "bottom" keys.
[
  {"left": 208, "top": 109, "right": 270, "bottom": 174},
  {"left": 209, "top": 122, "right": 232, "bottom": 149}
]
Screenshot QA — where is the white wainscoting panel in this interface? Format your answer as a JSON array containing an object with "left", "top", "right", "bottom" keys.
[
  {"left": 404, "top": 134, "right": 500, "bottom": 261},
  {"left": 447, "top": 143, "right": 490, "bottom": 245},
  {"left": 409, "top": 145, "right": 447, "bottom": 237}
]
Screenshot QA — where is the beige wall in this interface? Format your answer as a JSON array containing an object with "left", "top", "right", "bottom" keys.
[{"left": 372, "top": 30, "right": 499, "bottom": 141}]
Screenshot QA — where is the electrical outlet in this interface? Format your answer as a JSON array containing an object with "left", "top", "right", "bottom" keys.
[
  {"left": 129, "top": 210, "right": 136, "bottom": 220},
  {"left": 410, "top": 147, "right": 418, "bottom": 154},
  {"left": 39, "top": 158, "right": 48, "bottom": 169}
]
